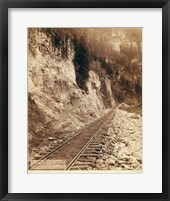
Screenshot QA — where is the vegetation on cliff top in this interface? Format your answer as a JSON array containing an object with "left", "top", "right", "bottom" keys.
[{"left": 29, "top": 28, "right": 142, "bottom": 105}]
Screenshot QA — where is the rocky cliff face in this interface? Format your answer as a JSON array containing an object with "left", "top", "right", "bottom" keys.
[{"left": 28, "top": 29, "right": 116, "bottom": 150}]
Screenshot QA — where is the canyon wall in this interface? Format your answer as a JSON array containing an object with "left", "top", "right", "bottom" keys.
[{"left": 28, "top": 29, "right": 116, "bottom": 148}]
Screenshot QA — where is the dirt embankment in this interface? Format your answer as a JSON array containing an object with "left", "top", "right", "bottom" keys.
[{"left": 96, "top": 103, "right": 142, "bottom": 171}]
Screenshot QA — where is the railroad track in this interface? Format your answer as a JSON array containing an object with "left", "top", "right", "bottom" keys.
[
  {"left": 67, "top": 110, "right": 115, "bottom": 170},
  {"left": 30, "top": 108, "right": 115, "bottom": 170}
]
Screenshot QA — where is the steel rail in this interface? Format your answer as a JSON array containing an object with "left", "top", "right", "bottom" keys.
[
  {"left": 66, "top": 109, "right": 115, "bottom": 170},
  {"left": 30, "top": 109, "right": 114, "bottom": 169}
]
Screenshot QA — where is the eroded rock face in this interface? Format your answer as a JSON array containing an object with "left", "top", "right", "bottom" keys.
[{"left": 28, "top": 28, "right": 116, "bottom": 151}]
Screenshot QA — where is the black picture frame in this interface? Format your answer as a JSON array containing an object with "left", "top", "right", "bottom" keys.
[{"left": 0, "top": 0, "right": 169, "bottom": 200}]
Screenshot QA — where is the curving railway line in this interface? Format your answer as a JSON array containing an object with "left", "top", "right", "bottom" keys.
[{"left": 30, "top": 107, "right": 116, "bottom": 171}]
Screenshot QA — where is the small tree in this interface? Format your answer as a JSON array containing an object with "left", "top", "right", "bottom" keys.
[{"left": 73, "top": 37, "right": 89, "bottom": 92}]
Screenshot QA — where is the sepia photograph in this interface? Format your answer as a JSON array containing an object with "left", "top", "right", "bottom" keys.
[{"left": 28, "top": 28, "right": 142, "bottom": 172}]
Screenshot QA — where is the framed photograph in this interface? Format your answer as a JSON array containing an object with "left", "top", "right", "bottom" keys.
[{"left": 0, "top": 0, "right": 169, "bottom": 200}]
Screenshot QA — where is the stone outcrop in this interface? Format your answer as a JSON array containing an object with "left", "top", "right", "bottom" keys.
[{"left": 28, "top": 28, "right": 116, "bottom": 150}]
